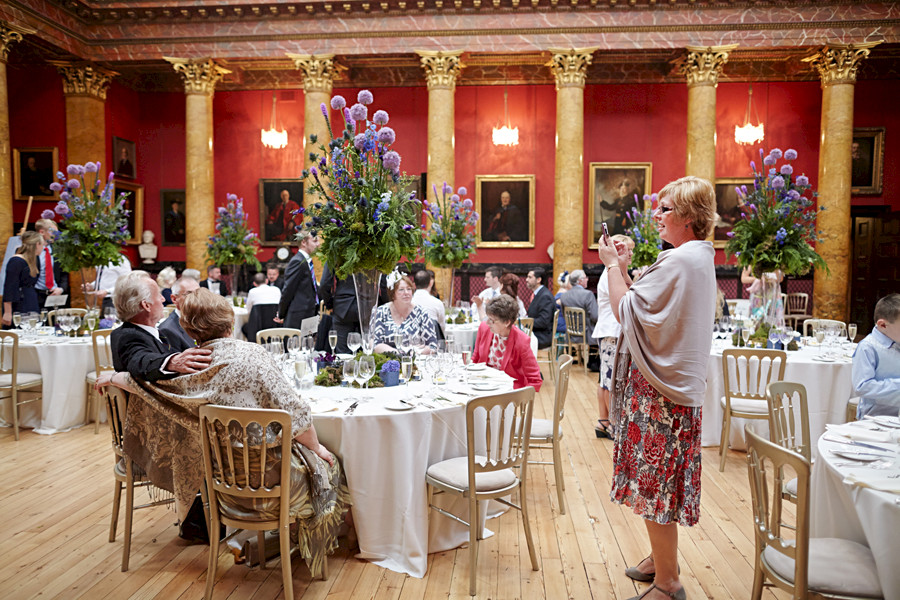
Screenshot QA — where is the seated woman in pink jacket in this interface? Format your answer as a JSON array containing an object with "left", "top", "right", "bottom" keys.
[{"left": 472, "top": 295, "right": 542, "bottom": 392}]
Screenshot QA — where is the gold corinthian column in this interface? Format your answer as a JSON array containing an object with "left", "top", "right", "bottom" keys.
[
  {"left": 50, "top": 61, "right": 117, "bottom": 170},
  {"left": 287, "top": 53, "right": 344, "bottom": 178},
  {"left": 165, "top": 57, "right": 230, "bottom": 271},
  {"left": 417, "top": 50, "right": 464, "bottom": 202},
  {"left": 548, "top": 48, "right": 596, "bottom": 288},
  {"left": 677, "top": 44, "right": 737, "bottom": 184},
  {"left": 0, "top": 21, "right": 34, "bottom": 243},
  {"left": 803, "top": 42, "right": 880, "bottom": 321}
]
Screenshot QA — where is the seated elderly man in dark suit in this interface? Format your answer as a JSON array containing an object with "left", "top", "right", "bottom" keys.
[
  {"left": 157, "top": 276, "right": 200, "bottom": 352},
  {"left": 105, "top": 271, "right": 211, "bottom": 382}
]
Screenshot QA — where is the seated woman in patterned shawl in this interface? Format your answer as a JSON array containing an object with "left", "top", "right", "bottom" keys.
[
  {"left": 96, "top": 287, "right": 350, "bottom": 579},
  {"left": 371, "top": 270, "right": 438, "bottom": 354}
]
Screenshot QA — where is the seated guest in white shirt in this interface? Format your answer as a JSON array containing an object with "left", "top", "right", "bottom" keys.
[
  {"left": 158, "top": 276, "right": 200, "bottom": 352},
  {"left": 85, "top": 255, "right": 132, "bottom": 310},
  {"left": 246, "top": 272, "right": 282, "bottom": 312},
  {"left": 412, "top": 270, "right": 445, "bottom": 335},
  {"left": 471, "top": 266, "right": 502, "bottom": 320},
  {"left": 852, "top": 293, "right": 900, "bottom": 418}
]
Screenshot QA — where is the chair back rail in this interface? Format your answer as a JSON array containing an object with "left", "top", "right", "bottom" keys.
[
  {"left": 802, "top": 319, "right": 847, "bottom": 338},
  {"left": 784, "top": 293, "right": 809, "bottom": 316},
  {"left": 765, "top": 382, "right": 811, "bottom": 462},
  {"left": 722, "top": 349, "right": 787, "bottom": 402},
  {"left": 0, "top": 331, "right": 20, "bottom": 376},
  {"left": 92, "top": 329, "right": 115, "bottom": 374},
  {"left": 467, "top": 387, "right": 535, "bottom": 480},
  {"left": 552, "top": 355, "right": 573, "bottom": 437},
  {"left": 256, "top": 327, "right": 303, "bottom": 347},
  {"left": 517, "top": 317, "right": 534, "bottom": 338}
]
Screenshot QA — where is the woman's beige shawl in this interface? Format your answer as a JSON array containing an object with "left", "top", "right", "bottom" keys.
[{"left": 611, "top": 240, "right": 716, "bottom": 419}]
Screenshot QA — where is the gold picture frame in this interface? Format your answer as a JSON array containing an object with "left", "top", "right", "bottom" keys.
[
  {"left": 588, "top": 162, "right": 652, "bottom": 249},
  {"left": 713, "top": 178, "right": 754, "bottom": 249},
  {"left": 12, "top": 147, "right": 59, "bottom": 201},
  {"left": 475, "top": 174, "right": 535, "bottom": 248},
  {"left": 113, "top": 179, "right": 144, "bottom": 245},
  {"left": 259, "top": 178, "right": 304, "bottom": 247},
  {"left": 851, "top": 127, "right": 885, "bottom": 195}
]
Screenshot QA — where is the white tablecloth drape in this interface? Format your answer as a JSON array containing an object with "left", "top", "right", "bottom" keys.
[
  {"left": 307, "top": 370, "right": 513, "bottom": 577},
  {"left": 811, "top": 432, "right": 900, "bottom": 599},
  {"left": 232, "top": 307, "right": 249, "bottom": 341},
  {"left": 703, "top": 343, "right": 853, "bottom": 455}
]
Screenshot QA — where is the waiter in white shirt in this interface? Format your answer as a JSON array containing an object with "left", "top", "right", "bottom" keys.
[
  {"left": 85, "top": 255, "right": 132, "bottom": 310},
  {"left": 412, "top": 270, "right": 446, "bottom": 335}
]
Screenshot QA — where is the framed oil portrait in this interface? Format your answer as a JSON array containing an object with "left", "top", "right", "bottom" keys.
[
  {"left": 113, "top": 179, "right": 144, "bottom": 245},
  {"left": 713, "top": 177, "right": 754, "bottom": 249},
  {"left": 13, "top": 147, "right": 58, "bottom": 201},
  {"left": 588, "top": 162, "right": 652, "bottom": 249},
  {"left": 851, "top": 127, "right": 885, "bottom": 195},
  {"left": 475, "top": 174, "right": 535, "bottom": 248},
  {"left": 113, "top": 136, "right": 137, "bottom": 179},
  {"left": 161, "top": 189, "right": 186, "bottom": 246},
  {"left": 259, "top": 178, "right": 303, "bottom": 247}
]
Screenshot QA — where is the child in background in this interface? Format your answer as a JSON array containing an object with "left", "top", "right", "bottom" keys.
[{"left": 852, "top": 293, "right": 900, "bottom": 418}]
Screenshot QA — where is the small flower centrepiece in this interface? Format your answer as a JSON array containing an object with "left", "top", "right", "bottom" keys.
[
  {"left": 422, "top": 183, "right": 479, "bottom": 269},
  {"left": 206, "top": 194, "right": 262, "bottom": 270},
  {"left": 625, "top": 194, "right": 662, "bottom": 268}
]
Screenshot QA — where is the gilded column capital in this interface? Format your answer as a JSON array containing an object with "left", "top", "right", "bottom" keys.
[
  {"left": 48, "top": 61, "right": 118, "bottom": 100},
  {"left": 0, "top": 21, "right": 35, "bottom": 63},
  {"left": 676, "top": 44, "right": 738, "bottom": 87},
  {"left": 164, "top": 57, "right": 231, "bottom": 95},
  {"left": 546, "top": 48, "right": 598, "bottom": 89},
  {"left": 287, "top": 53, "right": 345, "bottom": 94},
  {"left": 416, "top": 50, "right": 465, "bottom": 91},
  {"left": 803, "top": 42, "right": 882, "bottom": 87}
]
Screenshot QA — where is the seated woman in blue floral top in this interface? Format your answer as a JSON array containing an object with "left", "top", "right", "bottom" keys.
[{"left": 371, "top": 272, "right": 438, "bottom": 354}]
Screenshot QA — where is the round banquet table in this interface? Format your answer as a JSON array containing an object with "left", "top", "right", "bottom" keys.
[
  {"left": 306, "top": 368, "right": 514, "bottom": 577},
  {"left": 0, "top": 334, "right": 96, "bottom": 434},
  {"left": 811, "top": 428, "right": 900, "bottom": 599},
  {"left": 703, "top": 340, "right": 853, "bottom": 456},
  {"left": 232, "top": 306, "right": 249, "bottom": 341}
]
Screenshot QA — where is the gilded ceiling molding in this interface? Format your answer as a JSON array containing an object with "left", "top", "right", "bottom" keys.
[
  {"left": 802, "top": 41, "right": 882, "bottom": 87},
  {"left": 416, "top": 50, "right": 465, "bottom": 91},
  {"left": 48, "top": 61, "right": 118, "bottom": 100},
  {"left": 546, "top": 47, "right": 598, "bottom": 89},
  {"left": 0, "top": 21, "right": 35, "bottom": 64},
  {"left": 164, "top": 57, "right": 231, "bottom": 95},
  {"left": 286, "top": 53, "right": 345, "bottom": 93},
  {"left": 675, "top": 44, "right": 739, "bottom": 87}
]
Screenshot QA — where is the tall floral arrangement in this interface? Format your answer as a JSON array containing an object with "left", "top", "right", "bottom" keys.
[
  {"left": 422, "top": 183, "right": 479, "bottom": 269},
  {"left": 206, "top": 193, "right": 262, "bottom": 269},
  {"left": 49, "top": 162, "right": 130, "bottom": 273},
  {"left": 725, "top": 147, "right": 826, "bottom": 276},
  {"left": 302, "top": 90, "right": 422, "bottom": 280},
  {"left": 625, "top": 193, "right": 662, "bottom": 268}
]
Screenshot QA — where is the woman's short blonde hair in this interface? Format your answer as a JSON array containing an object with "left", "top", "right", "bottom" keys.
[
  {"left": 485, "top": 294, "right": 519, "bottom": 325},
  {"left": 156, "top": 266, "right": 177, "bottom": 289},
  {"left": 610, "top": 234, "right": 634, "bottom": 249},
  {"left": 657, "top": 176, "right": 717, "bottom": 240},
  {"left": 179, "top": 287, "right": 234, "bottom": 343}
]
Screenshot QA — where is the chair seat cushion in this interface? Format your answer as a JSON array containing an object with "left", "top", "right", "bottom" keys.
[
  {"left": 0, "top": 372, "right": 42, "bottom": 388},
  {"left": 115, "top": 458, "right": 147, "bottom": 479},
  {"left": 529, "top": 418, "right": 554, "bottom": 439},
  {"left": 426, "top": 456, "right": 518, "bottom": 492},
  {"left": 783, "top": 477, "right": 798, "bottom": 497},
  {"left": 85, "top": 371, "right": 98, "bottom": 383},
  {"left": 720, "top": 396, "right": 768, "bottom": 414},
  {"left": 763, "top": 537, "right": 883, "bottom": 598}
]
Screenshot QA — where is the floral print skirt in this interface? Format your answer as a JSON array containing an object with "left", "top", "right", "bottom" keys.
[{"left": 610, "top": 361, "right": 703, "bottom": 526}]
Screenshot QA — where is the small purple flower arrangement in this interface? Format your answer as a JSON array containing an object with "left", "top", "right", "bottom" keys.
[
  {"left": 626, "top": 193, "right": 663, "bottom": 268},
  {"left": 422, "top": 183, "right": 479, "bottom": 269},
  {"left": 314, "top": 352, "right": 337, "bottom": 372},
  {"left": 380, "top": 359, "right": 400, "bottom": 387},
  {"left": 206, "top": 194, "right": 262, "bottom": 271}
]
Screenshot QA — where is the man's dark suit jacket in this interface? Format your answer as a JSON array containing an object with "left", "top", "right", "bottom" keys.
[
  {"left": 278, "top": 252, "right": 318, "bottom": 329},
  {"left": 111, "top": 322, "right": 179, "bottom": 381},
  {"left": 320, "top": 264, "right": 389, "bottom": 324},
  {"left": 199, "top": 279, "right": 229, "bottom": 297},
  {"left": 527, "top": 286, "right": 556, "bottom": 349},
  {"left": 157, "top": 310, "right": 195, "bottom": 352},
  {"left": 271, "top": 276, "right": 285, "bottom": 291}
]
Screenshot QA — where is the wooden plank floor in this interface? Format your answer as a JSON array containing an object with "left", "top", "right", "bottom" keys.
[{"left": 0, "top": 369, "right": 791, "bottom": 600}]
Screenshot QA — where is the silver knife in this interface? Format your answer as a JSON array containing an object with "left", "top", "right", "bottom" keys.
[
  {"left": 344, "top": 401, "right": 359, "bottom": 415},
  {"left": 825, "top": 436, "right": 895, "bottom": 454}
]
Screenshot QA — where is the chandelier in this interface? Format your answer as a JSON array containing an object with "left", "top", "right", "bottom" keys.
[
  {"left": 492, "top": 72, "right": 519, "bottom": 147},
  {"left": 261, "top": 93, "right": 288, "bottom": 149},
  {"left": 734, "top": 83, "right": 764, "bottom": 146}
]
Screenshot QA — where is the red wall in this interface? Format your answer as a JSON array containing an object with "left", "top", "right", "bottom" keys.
[{"left": 852, "top": 79, "right": 900, "bottom": 210}]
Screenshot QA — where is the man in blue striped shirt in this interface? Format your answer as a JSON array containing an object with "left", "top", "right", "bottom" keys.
[{"left": 852, "top": 293, "right": 900, "bottom": 418}]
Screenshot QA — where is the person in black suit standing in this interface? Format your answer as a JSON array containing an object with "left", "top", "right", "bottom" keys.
[
  {"left": 199, "top": 265, "right": 229, "bottom": 297},
  {"left": 320, "top": 262, "right": 389, "bottom": 353},
  {"left": 525, "top": 268, "right": 555, "bottom": 349},
  {"left": 103, "top": 272, "right": 212, "bottom": 382},
  {"left": 157, "top": 276, "right": 199, "bottom": 352},
  {"left": 276, "top": 231, "right": 321, "bottom": 329}
]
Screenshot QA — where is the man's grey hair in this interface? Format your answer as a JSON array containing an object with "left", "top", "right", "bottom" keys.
[
  {"left": 114, "top": 272, "right": 155, "bottom": 322},
  {"left": 181, "top": 268, "right": 201, "bottom": 280},
  {"left": 569, "top": 270, "right": 586, "bottom": 285},
  {"left": 295, "top": 229, "right": 315, "bottom": 245},
  {"left": 171, "top": 276, "right": 199, "bottom": 295}
]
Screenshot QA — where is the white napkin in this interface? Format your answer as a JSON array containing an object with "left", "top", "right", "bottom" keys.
[
  {"left": 826, "top": 423, "right": 900, "bottom": 445},
  {"left": 843, "top": 473, "right": 900, "bottom": 494},
  {"left": 310, "top": 402, "right": 340, "bottom": 414}
]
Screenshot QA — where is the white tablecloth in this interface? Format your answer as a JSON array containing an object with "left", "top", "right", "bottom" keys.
[
  {"left": 811, "top": 429, "right": 900, "bottom": 599},
  {"left": 307, "top": 368, "right": 514, "bottom": 577},
  {"left": 1, "top": 336, "right": 96, "bottom": 434},
  {"left": 703, "top": 342, "right": 853, "bottom": 455},
  {"left": 445, "top": 322, "right": 538, "bottom": 356},
  {"left": 232, "top": 307, "right": 249, "bottom": 341}
]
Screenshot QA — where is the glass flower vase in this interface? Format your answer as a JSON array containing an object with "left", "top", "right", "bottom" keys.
[{"left": 352, "top": 268, "right": 382, "bottom": 342}]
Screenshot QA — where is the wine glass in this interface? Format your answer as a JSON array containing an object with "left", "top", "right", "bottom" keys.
[
  {"left": 328, "top": 329, "right": 338, "bottom": 355},
  {"left": 347, "top": 332, "right": 362, "bottom": 356},
  {"left": 86, "top": 312, "right": 97, "bottom": 331},
  {"left": 445, "top": 333, "right": 456, "bottom": 354},
  {"left": 71, "top": 314, "right": 82, "bottom": 336},
  {"left": 814, "top": 326, "right": 825, "bottom": 354},
  {"left": 294, "top": 357, "right": 309, "bottom": 389},
  {"left": 781, "top": 325, "right": 794, "bottom": 349},
  {"left": 400, "top": 356, "right": 413, "bottom": 398},
  {"left": 26, "top": 312, "right": 39, "bottom": 338},
  {"left": 847, "top": 323, "right": 858, "bottom": 344},
  {"left": 287, "top": 336, "right": 301, "bottom": 358},
  {"left": 343, "top": 359, "right": 358, "bottom": 389},
  {"left": 57, "top": 314, "right": 70, "bottom": 337},
  {"left": 358, "top": 355, "right": 375, "bottom": 399},
  {"left": 741, "top": 327, "right": 751, "bottom": 347},
  {"left": 12, "top": 312, "right": 21, "bottom": 329}
]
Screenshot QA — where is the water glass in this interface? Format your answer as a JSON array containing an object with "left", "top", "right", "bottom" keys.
[
  {"left": 343, "top": 359, "right": 358, "bottom": 388},
  {"left": 358, "top": 355, "right": 375, "bottom": 399},
  {"left": 848, "top": 323, "right": 858, "bottom": 344},
  {"left": 347, "top": 332, "right": 362, "bottom": 356},
  {"left": 287, "top": 336, "right": 301, "bottom": 358}
]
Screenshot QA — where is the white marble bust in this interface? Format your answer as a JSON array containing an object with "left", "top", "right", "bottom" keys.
[{"left": 138, "top": 230, "right": 158, "bottom": 264}]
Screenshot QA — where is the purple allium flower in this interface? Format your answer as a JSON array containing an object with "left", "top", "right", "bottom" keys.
[
  {"left": 218, "top": 207, "right": 227, "bottom": 215},
  {"left": 763, "top": 155, "right": 776, "bottom": 166},
  {"left": 66, "top": 164, "right": 80, "bottom": 175},
  {"left": 442, "top": 182, "right": 452, "bottom": 194},
  {"left": 770, "top": 148, "right": 783, "bottom": 160},
  {"left": 67, "top": 178, "right": 80, "bottom": 189},
  {"left": 330, "top": 95, "right": 346, "bottom": 110},
  {"left": 787, "top": 189, "right": 801, "bottom": 201},
  {"left": 41, "top": 209, "right": 55, "bottom": 220},
  {"left": 726, "top": 231, "right": 735, "bottom": 238},
  {"left": 373, "top": 110, "right": 389, "bottom": 125},
  {"left": 84, "top": 162, "right": 98, "bottom": 173},
  {"left": 349, "top": 103, "right": 367, "bottom": 121},
  {"left": 780, "top": 164, "right": 793, "bottom": 175},
  {"left": 49, "top": 182, "right": 63, "bottom": 192},
  {"left": 54, "top": 201, "right": 69, "bottom": 215},
  {"left": 357, "top": 90, "right": 374, "bottom": 105},
  {"left": 353, "top": 133, "right": 367, "bottom": 150},
  {"left": 383, "top": 150, "right": 401, "bottom": 171},
  {"left": 771, "top": 175, "right": 785, "bottom": 189},
  {"left": 343, "top": 107, "right": 351, "bottom": 124},
  {"left": 376, "top": 126, "right": 396, "bottom": 145},
  {"left": 784, "top": 148, "right": 798, "bottom": 161},
  {"left": 796, "top": 174, "right": 809, "bottom": 186},
  {"left": 457, "top": 187, "right": 467, "bottom": 196},
  {"left": 59, "top": 191, "right": 70, "bottom": 201},
  {"left": 402, "top": 224, "right": 414, "bottom": 230},
  {"left": 450, "top": 194, "right": 460, "bottom": 203}
]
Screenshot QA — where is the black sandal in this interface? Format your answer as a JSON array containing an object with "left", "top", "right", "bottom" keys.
[{"left": 595, "top": 419, "right": 612, "bottom": 439}]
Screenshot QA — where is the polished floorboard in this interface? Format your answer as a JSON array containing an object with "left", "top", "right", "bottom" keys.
[{"left": 0, "top": 367, "right": 791, "bottom": 599}]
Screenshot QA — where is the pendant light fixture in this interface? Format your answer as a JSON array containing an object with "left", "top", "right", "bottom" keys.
[
  {"left": 492, "top": 66, "right": 519, "bottom": 147},
  {"left": 734, "top": 83, "right": 764, "bottom": 146},
  {"left": 261, "top": 92, "right": 288, "bottom": 149}
]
